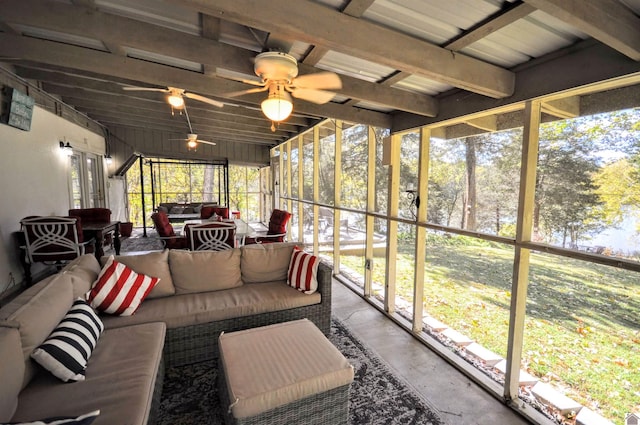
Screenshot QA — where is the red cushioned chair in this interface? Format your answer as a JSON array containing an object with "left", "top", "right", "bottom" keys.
[
  {"left": 200, "top": 206, "right": 230, "bottom": 220},
  {"left": 150, "top": 212, "right": 188, "bottom": 249},
  {"left": 245, "top": 209, "right": 292, "bottom": 244},
  {"left": 69, "top": 208, "right": 113, "bottom": 247}
]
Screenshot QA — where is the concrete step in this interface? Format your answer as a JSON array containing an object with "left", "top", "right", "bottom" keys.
[
  {"left": 575, "top": 407, "right": 614, "bottom": 425},
  {"left": 441, "top": 328, "right": 473, "bottom": 347},
  {"left": 493, "top": 360, "right": 539, "bottom": 387},
  {"left": 531, "top": 382, "right": 582, "bottom": 416},
  {"left": 422, "top": 316, "right": 448, "bottom": 332},
  {"left": 465, "top": 342, "right": 503, "bottom": 367}
]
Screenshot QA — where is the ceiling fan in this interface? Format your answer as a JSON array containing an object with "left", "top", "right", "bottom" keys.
[
  {"left": 224, "top": 51, "right": 342, "bottom": 125},
  {"left": 121, "top": 86, "right": 224, "bottom": 109},
  {"left": 168, "top": 103, "right": 215, "bottom": 149},
  {"left": 170, "top": 133, "right": 216, "bottom": 149}
]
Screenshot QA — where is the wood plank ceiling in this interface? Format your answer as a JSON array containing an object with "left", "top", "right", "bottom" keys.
[{"left": 0, "top": 0, "right": 639, "bottom": 150}]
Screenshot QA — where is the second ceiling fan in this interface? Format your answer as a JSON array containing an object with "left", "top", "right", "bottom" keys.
[
  {"left": 122, "top": 86, "right": 225, "bottom": 109},
  {"left": 225, "top": 51, "right": 342, "bottom": 125}
]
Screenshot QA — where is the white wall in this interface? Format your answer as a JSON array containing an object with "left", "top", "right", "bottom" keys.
[{"left": 0, "top": 106, "right": 105, "bottom": 293}]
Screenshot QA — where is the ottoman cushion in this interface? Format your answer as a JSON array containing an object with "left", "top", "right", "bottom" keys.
[{"left": 219, "top": 319, "right": 353, "bottom": 419}]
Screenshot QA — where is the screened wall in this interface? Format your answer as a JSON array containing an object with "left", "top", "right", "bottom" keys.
[{"left": 272, "top": 83, "right": 640, "bottom": 425}]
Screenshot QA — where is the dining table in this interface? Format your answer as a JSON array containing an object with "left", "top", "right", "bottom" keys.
[
  {"left": 82, "top": 220, "right": 121, "bottom": 259},
  {"left": 182, "top": 218, "right": 256, "bottom": 246}
]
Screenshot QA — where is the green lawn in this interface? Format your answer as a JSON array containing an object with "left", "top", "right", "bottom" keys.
[{"left": 340, "top": 238, "right": 639, "bottom": 424}]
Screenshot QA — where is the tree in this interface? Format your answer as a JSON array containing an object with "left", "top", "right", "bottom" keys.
[
  {"left": 593, "top": 158, "right": 640, "bottom": 226},
  {"left": 535, "top": 120, "right": 607, "bottom": 246}
]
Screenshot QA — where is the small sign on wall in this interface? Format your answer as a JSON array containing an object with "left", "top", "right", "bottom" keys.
[{"left": 1, "top": 86, "right": 35, "bottom": 131}]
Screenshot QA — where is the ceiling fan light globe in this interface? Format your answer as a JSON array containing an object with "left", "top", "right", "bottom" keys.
[
  {"left": 187, "top": 140, "right": 197, "bottom": 149},
  {"left": 168, "top": 94, "right": 184, "bottom": 108},
  {"left": 261, "top": 98, "right": 293, "bottom": 121}
]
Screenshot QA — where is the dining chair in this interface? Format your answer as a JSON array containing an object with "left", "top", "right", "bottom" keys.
[
  {"left": 20, "top": 216, "right": 95, "bottom": 285},
  {"left": 245, "top": 209, "right": 292, "bottom": 244},
  {"left": 187, "top": 222, "right": 236, "bottom": 251},
  {"left": 150, "top": 211, "right": 188, "bottom": 249},
  {"left": 68, "top": 207, "right": 113, "bottom": 248}
]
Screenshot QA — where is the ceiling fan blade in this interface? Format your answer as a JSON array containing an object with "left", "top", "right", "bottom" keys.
[
  {"left": 224, "top": 86, "right": 270, "bottom": 98},
  {"left": 122, "top": 86, "right": 169, "bottom": 93},
  {"left": 291, "top": 88, "right": 337, "bottom": 104},
  {"left": 184, "top": 93, "right": 224, "bottom": 108},
  {"left": 197, "top": 140, "right": 217, "bottom": 146},
  {"left": 293, "top": 72, "right": 342, "bottom": 90}
]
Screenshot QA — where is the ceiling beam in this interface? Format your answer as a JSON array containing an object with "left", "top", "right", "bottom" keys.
[
  {"left": 465, "top": 116, "right": 497, "bottom": 132},
  {"left": 523, "top": 0, "right": 640, "bottom": 60},
  {"left": 38, "top": 83, "right": 298, "bottom": 137},
  {"left": 0, "top": 0, "right": 436, "bottom": 116},
  {"left": 92, "top": 114, "right": 279, "bottom": 145},
  {"left": 15, "top": 66, "right": 309, "bottom": 129},
  {"left": 393, "top": 40, "right": 640, "bottom": 132},
  {"left": 172, "top": 0, "right": 515, "bottom": 98},
  {"left": 541, "top": 97, "right": 580, "bottom": 119},
  {"left": 444, "top": 1, "right": 536, "bottom": 51},
  {"left": 0, "top": 33, "right": 392, "bottom": 127},
  {"left": 73, "top": 107, "right": 289, "bottom": 141}
]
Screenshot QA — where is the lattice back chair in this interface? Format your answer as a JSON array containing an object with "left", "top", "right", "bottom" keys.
[
  {"left": 245, "top": 209, "right": 292, "bottom": 244},
  {"left": 187, "top": 222, "right": 236, "bottom": 251},
  {"left": 150, "top": 212, "right": 188, "bottom": 249},
  {"left": 20, "top": 216, "right": 95, "bottom": 284}
]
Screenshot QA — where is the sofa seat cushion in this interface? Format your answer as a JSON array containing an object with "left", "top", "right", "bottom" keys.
[
  {"left": 100, "top": 282, "right": 321, "bottom": 330},
  {"left": 11, "top": 322, "right": 165, "bottom": 425}
]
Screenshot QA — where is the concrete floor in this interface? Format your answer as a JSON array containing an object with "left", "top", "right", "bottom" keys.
[{"left": 331, "top": 281, "right": 532, "bottom": 425}]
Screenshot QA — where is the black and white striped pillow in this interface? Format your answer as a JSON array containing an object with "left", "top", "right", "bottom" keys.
[
  {"left": 31, "top": 299, "right": 104, "bottom": 382},
  {"left": 3, "top": 410, "right": 100, "bottom": 424}
]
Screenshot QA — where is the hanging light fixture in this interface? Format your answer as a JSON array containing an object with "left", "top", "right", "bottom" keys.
[{"left": 261, "top": 84, "right": 293, "bottom": 122}]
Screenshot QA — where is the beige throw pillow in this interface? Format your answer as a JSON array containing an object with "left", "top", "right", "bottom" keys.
[
  {"left": 240, "top": 242, "right": 297, "bottom": 283},
  {"left": 108, "top": 250, "right": 175, "bottom": 298},
  {"left": 169, "top": 249, "right": 243, "bottom": 294}
]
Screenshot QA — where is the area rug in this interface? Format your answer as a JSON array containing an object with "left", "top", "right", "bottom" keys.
[
  {"left": 158, "top": 317, "right": 447, "bottom": 425},
  {"left": 118, "top": 232, "right": 164, "bottom": 252}
]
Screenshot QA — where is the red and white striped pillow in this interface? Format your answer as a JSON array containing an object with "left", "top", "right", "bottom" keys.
[
  {"left": 287, "top": 246, "right": 319, "bottom": 294},
  {"left": 87, "top": 256, "right": 159, "bottom": 316}
]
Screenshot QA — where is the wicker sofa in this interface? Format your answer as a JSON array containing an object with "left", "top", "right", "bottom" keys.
[{"left": 0, "top": 243, "right": 332, "bottom": 425}]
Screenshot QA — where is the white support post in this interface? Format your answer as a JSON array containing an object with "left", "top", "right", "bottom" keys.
[{"left": 505, "top": 100, "right": 541, "bottom": 401}]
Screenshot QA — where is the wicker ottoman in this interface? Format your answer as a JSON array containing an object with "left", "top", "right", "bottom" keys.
[{"left": 218, "top": 319, "right": 354, "bottom": 425}]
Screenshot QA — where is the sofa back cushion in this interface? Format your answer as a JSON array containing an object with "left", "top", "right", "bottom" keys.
[
  {"left": 169, "top": 249, "right": 243, "bottom": 294},
  {"left": 0, "top": 325, "right": 24, "bottom": 421},
  {"left": 108, "top": 250, "right": 175, "bottom": 298},
  {"left": 61, "top": 254, "right": 102, "bottom": 297},
  {"left": 241, "top": 242, "right": 297, "bottom": 283},
  {"left": 0, "top": 273, "right": 73, "bottom": 388}
]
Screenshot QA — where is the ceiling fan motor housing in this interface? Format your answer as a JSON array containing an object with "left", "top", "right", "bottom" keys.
[{"left": 254, "top": 52, "right": 299, "bottom": 82}]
